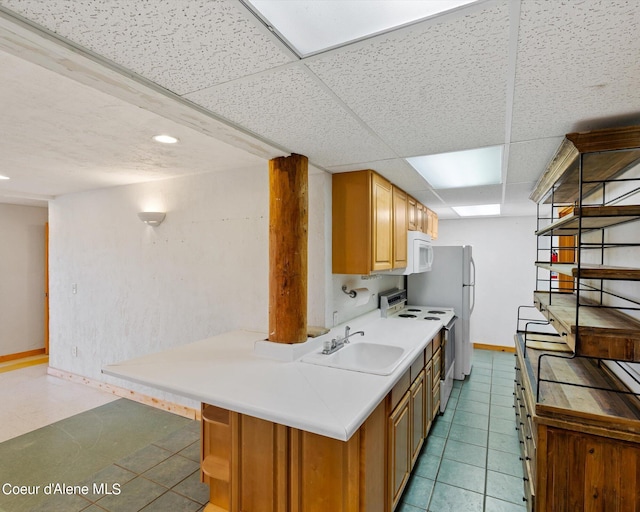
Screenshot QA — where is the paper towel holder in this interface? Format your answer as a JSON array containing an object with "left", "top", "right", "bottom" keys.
[{"left": 341, "top": 285, "right": 357, "bottom": 298}]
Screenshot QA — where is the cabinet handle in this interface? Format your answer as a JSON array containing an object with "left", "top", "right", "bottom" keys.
[
  {"left": 562, "top": 332, "right": 567, "bottom": 337},
  {"left": 523, "top": 477, "right": 529, "bottom": 482},
  {"left": 526, "top": 436, "right": 532, "bottom": 441},
  {"left": 523, "top": 497, "right": 528, "bottom": 503},
  {"left": 549, "top": 318, "right": 554, "bottom": 323}
]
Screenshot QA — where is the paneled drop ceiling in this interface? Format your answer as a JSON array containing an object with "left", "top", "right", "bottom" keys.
[{"left": 0, "top": 0, "right": 639, "bottom": 217}]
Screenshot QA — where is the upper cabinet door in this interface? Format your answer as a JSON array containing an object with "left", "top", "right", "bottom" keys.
[
  {"left": 407, "top": 196, "right": 418, "bottom": 231},
  {"left": 393, "top": 187, "right": 408, "bottom": 269},
  {"left": 416, "top": 203, "right": 425, "bottom": 233},
  {"left": 371, "top": 173, "right": 393, "bottom": 272}
]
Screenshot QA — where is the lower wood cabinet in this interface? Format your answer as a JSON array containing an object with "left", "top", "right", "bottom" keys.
[
  {"left": 389, "top": 392, "right": 411, "bottom": 510},
  {"left": 410, "top": 370, "right": 426, "bottom": 466},
  {"left": 201, "top": 332, "right": 445, "bottom": 512},
  {"left": 515, "top": 334, "right": 640, "bottom": 512}
]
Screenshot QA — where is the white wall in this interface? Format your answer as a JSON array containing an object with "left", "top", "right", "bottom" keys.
[
  {"left": 0, "top": 203, "right": 48, "bottom": 356},
  {"left": 49, "top": 165, "right": 331, "bottom": 406},
  {"left": 434, "top": 215, "right": 538, "bottom": 347}
]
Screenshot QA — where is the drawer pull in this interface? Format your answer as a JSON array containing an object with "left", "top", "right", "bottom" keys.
[
  {"left": 523, "top": 477, "right": 529, "bottom": 482},
  {"left": 526, "top": 436, "right": 532, "bottom": 441}
]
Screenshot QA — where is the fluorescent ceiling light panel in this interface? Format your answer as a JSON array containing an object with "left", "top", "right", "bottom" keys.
[
  {"left": 0, "top": 174, "right": 10, "bottom": 180},
  {"left": 452, "top": 204, "right": 501, "bottom": 217},
  {"left": 245, "top": 0, "right": 479, "bottom": 56},
  {"left": 407, "top": 145, "right": 503, "bottom": 189}
]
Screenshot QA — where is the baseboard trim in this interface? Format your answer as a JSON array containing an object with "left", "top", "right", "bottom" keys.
[
  {"left": 0, "top": 348, "right": 46, "bottom": 363},
  {"left": 47, "top": 367, "right": 201, "bottom": 421},
  {"left": 473, "top": 343, "right": 516, "bottom": 353}
]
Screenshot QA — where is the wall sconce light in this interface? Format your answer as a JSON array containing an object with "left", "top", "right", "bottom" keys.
[{"left": 138, "top": 211, "right": 166, "bottom": 226}]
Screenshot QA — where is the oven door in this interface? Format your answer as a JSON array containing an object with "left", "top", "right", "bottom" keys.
[{"left": 440, "top": 316, "right": 457, "bottom": 413}]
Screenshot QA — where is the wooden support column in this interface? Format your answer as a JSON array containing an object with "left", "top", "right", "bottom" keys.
[{"left": 269, "top": 154, "right": 308, "bottom": 343}]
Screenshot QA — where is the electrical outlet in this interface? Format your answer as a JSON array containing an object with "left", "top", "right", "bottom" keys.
[
  {"left": 333, "top": 311, "right": 338, "bottom": 326},
  {"left": 72, "top": 283, "right": 77, "bottom": 294},
  {"left": 72, "top": 346, "right": 78, "bottom": 357}
]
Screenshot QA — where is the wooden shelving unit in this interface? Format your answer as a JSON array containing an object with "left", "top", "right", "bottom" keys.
[
  {"left": 517, "top": 125, "right": 640, "bottom": 511},
  {"left": 535, "top": 261, "right": 640, "bottom": 280},
  {"left": 535, "top": 205, "right": 640, "bottom": 236},
  {"left": 531, "top": 125, "right": 640, "bottom": 362}
]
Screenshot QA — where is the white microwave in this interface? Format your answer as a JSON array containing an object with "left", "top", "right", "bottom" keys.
[{"left": 390, "top": 231, "right": 434, "bottom": 275}]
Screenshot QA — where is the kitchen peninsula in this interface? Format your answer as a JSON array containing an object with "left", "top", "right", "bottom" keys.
[{"left": 103, "top": 310, "right": 446, "bottom": 512}]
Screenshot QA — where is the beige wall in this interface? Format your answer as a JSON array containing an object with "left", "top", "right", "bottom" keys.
[{"left": 0, "top": 203, "right": 48, "bottom": 356}]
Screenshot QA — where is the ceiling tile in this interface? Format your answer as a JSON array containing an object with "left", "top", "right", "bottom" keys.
[
  {"left": 328, "top": 158, "right": 429, "bottom": 193},
  {"left": 504, "top": 181, "right": 536, "bottom": 203},
  {"left": 506, "top": 137, "right": 563, "bottom": 184},
  {"left": 185, "top": 66, "right": 396, "bottom": 167},
  {"left": 435, "top": 184, "right": 502, "bottom": 205},
  {"left": 511, "top": 0, "right": 640, "bottom": 141},
  {"left": 0, "top": 0, "right": 295, "bottom": 95},
  {"left": 411, "top": 189, "right": 446, "bottom": 208},
  {"left": 306, "top": 1, "right": 510, "bottom": 157},
  {"left": 0, "top": 50, "right": 266, "bottom": 198}
]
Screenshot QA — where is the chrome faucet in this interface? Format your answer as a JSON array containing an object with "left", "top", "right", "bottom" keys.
[{"left": 322, "top": 325, "right": 365, "bottom": 355}]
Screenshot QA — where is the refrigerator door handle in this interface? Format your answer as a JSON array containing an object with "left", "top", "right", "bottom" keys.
[{"left": 470, "top": 258, "right": 476, "bottom": 314}]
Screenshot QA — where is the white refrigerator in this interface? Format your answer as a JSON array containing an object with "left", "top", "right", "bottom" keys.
[{"left": 407, "top": 245, "right": 475, "bottom": 380}]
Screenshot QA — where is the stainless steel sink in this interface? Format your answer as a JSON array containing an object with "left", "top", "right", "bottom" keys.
[{"left": 300, "top": 342, "right": 407, "bottom": 375}]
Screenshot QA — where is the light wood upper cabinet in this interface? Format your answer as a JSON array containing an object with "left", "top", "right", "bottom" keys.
[
  {"left": 333, "top": 169, "right": 438, "bottom": 274},
  {"left": 426, "top": 208, "right": 438, "bottom": 240},
  {"left": 407, "top": 195, "right": 418, "bottom": 231},
  {"left": 371, "top": 173, "right": 394, "bottom": 271},
  {"left": 392, "top": 186, "right": 408, "bottom": 269},
  {"left": 332, "top": 170, "right": 394, "bottom": 274},
  {"left": 416, "top": 203, "right": 425, "bottom": 232}
]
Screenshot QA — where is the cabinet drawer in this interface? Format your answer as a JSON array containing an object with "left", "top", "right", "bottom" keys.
[
  {"left": 432, "top": 349, "right": 441, "bottom": 384},
  {"left": 432, "top": 381, "right": 441, "bottom": 419},
  {"left": 391, "top": 369, "right": 411, "bottom": 411},
  {"left": 432, "top": 331, "right": 442, "bottom": 352},
  {"left": 410, "top": 351, "right": 425, "bottom": 382},
  {"left": 424, "top": 341, "right": 433, "bottom": 362}
]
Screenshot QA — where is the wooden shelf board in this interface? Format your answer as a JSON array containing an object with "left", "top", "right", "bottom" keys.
[
  {"left": 535, "top": 261, "right": 640, "bottom": 280},
  {"left": 534, "top": 291, "right": 640, "bottom": 336},
  {"left": 530, "top": 126, "right": 640, "bottom": 204},
  {"left": 202, "top": 455, "right": 230, "bottom": 482},
  {"left": 535, "top": 205, "right": 640, "bottom": 236},
  {"left": 517, "top": 334, "right": 640, "bottom": 423}
]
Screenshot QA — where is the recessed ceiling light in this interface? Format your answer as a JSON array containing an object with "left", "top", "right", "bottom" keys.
[
  {"left": 245, "top": 0, "right": 480, "bottom": 56},
  {"left": 406, "top": 145, "right": 503, "bottom": 189},
  {"left": 0, "top": 174, "right": 10, "bottom": 180},
  {"left": 152, "top": 134, "right": 179, "bottom": 144},
  {"left": 452, "top": 204, "right": 501, "bottom": 217}
]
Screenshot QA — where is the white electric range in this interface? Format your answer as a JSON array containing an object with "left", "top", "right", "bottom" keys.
[{"left": 380, "top": 289, "right": 457, "bottom": 413}]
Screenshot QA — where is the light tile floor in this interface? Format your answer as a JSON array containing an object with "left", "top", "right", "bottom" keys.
[
  {"left": 0, "top": 349, "right": 524, "bottom": 511},
  {"left": 0, "top": 363, "right": 118, "bottom": 442},
  {"left": 397, "top": 349, "right": 526, "bottom": 512}
]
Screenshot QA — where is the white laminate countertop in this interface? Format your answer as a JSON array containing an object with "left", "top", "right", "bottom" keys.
[{"left": 102, "top": 310, "right": 443, "bottom": 441}]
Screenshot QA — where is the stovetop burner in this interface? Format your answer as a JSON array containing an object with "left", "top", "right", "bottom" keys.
[
  {"left": 398, "top": 314, "right": 417, "bottom": 318},
  {"left": 428, "top": 310, "right": 446, "bottom": 314},
  {"left": 423, "top": 316, "right": 440, "bottom": 320}
]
